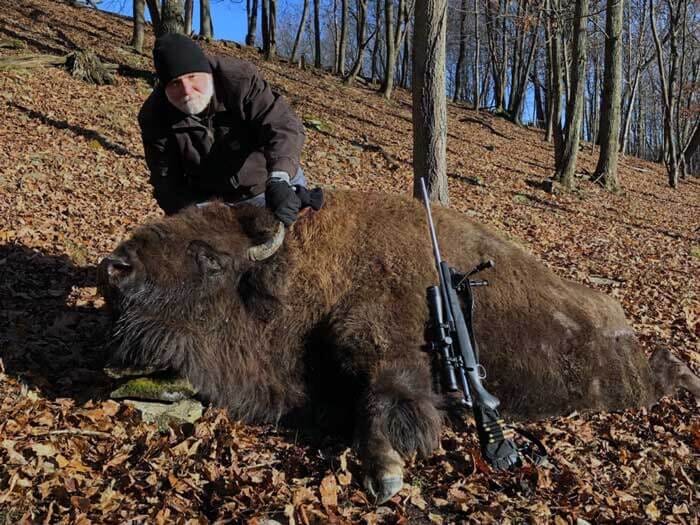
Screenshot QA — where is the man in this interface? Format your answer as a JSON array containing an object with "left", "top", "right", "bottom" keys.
[{"left": 138, "top": 33, "right": 317, "bottom": 225}]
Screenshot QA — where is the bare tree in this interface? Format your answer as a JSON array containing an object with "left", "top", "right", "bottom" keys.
[
  {"left": 413, "top": 0, "right": 449, "bottom": 204},
  {"left": 184, "top": 0, "right": 193, "bottom": 35},
  {"left": 131, "top": 0, "right": 145, "bottom": 52},
  {"left": 381, "top": 0, "right": 398, "bottom": 97},
  {"left": 593, "top": 0, "right": 625, "bottom": 191},
  {"left": 200, "top": 0, "right": 213, "bottom": 39},
  {"left": 345, "top": 0, "right": 374, "bottom": 84},
  {"left": 246, "top": 0, "right": 259, "bottom": 46},
  {"left": 507, "top": 1, "right": 542, "bottom": 124},
  {"left": 399, "top": 16, "right": 411, "bottom": 87},
  {"left": 314, "top": 0, "right": 322, "bottom": 67},
  {"left": 473, "top": 0, "right": 481, "bottom": 110},
  {"left": 620, "top": 0, "right": 649, "bottom": 154},
  {"left": 555, "top": 0, "right": 589, "bottom": 188},
  {"left": 381, "top": 0, "right": 413, "bottom": 99},
  {"left": 546, "top": 0, "right": 565, "bottom": 154},
  {"left": 484, "top": 0, "right": 507, "bottom": 112},
  {"left": 291, "top": 0, "right": 310, "bottom": 64},
  {"left": 453, "top": 0, "right": 468, "bottom": 102},
  {"left": 146, "top": 0, "right": 162, "bottom": 34},
  {"left": 371, "top": 0, "right": 382, "bottom": 82},
  {"left": 337, "top": 0, "right": 349, "bottom": 73},
  {"left": 261, "top": 0, "right": 276, "bottom": 58},
  {"left": 650, "top": 0, "right": 681, "bottom": 187}
]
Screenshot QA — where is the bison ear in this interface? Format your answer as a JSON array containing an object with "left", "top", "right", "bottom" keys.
[{"left": 186, "top": 240, "right": 231, "bottom": 276}]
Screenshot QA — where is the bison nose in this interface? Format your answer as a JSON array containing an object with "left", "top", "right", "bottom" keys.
[{"left": 104, "top": 255, "right": 133, "bottom": 282}]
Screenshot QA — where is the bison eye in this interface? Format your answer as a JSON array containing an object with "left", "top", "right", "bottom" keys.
[
  {"left": 104, "top": 256, "right": 133, "bottom": 284},
  {"left": 186, "top": 240, "right": 230, "bottom": 276}
]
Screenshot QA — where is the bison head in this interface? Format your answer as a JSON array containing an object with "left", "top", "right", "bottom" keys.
[{"left": 98, "top": 203, "right": 289, "bottom": 372}]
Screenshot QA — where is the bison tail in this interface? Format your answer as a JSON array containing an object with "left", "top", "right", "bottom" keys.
[
  {"left": 360, "top": 366, "right": 443, "bottom": 459},
  {"left": 649, "top": 348, "right": 700, "bottom": 401}
]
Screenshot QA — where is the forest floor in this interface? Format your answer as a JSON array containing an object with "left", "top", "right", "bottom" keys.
[{"left": 0, "top": 0, "right": 698, "bottom": 523}]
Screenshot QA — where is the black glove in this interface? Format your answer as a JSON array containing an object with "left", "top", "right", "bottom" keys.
[
  {"left": 294, "top": 186, "right": 324, "bottom": 210},
  {"left": 265, "top": 179, "right": 302, "bottom": 226}
]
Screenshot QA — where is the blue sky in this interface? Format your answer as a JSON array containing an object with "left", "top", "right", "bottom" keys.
[{"left": 98, "top": 0, "right": 249, "bottom": 43}]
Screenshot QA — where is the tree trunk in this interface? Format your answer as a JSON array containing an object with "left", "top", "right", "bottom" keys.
[
  {"left": 400, "top": 20, "right": 411, "bottom": 88},
  {"left": 262, "top": 0, "right": 269, "bottom": 52},
  {"left": 131, "top": 0, "right": 145, "bottom": 52},
  {"left": 246, "top": 0, "right": 258, "bottom": 46},
  {"left": 291, "top": 0, "right": 309, "bottom": 64},
  {"left": 508, "top": 5, "right": 541, "bottom": 125},
  {"left": 160, "top": 0, "right": 185, "bottom": 36},
  {"left": 199, "top": 0, "right": 213, "bottom": 39},
  {"left": 650, "top": 0, "right": 680, "bottom": 188},
  {"left": 381, "top": 0, "right": 397, "bottom": 98},
  {"left": 314, "top": 0, "right": 322, "bottom": 68},
  {"left": 485, "top": 0, "right": 506, "bottom": 111},
  {"left": 412, "top": 0, "right": 448, "bottom": 204},
  {"left": 333, "top": 0, "right": 340, "bottom": 72},
  {"left": 371, "top": 0, "right": 382, "bottom": 82},
  {"left": 473, "top": 0, "right": 480, "bottom": 110},
  {"left": 620, "top": 0, "right": 649, "bottom": 153},
  {"left": 345, "top": 0, "right": 370, "bottom": 84},
  {"left": 145, "top": 0, "right": 161, "bottom": 33},
  {"left": 555, "top": 0, "right": 588, "bottom": 189},
  {"left": 184, "top": 0, "right": 193, "bottom": 35},
  {"left": 588, "top": 53, "right": 599, "bottom": 143},
  {"left": 265, "top": 0, "right": 277, "bottom": 59},
  {"left": 337, "top": 0, "right": 349, "bottom": 74},
  {"left": 531, "top": 51, "right": 546, "bottom": 129},
  {"left": 453, "top": 0, "right": 468, "bottom": 102},
  {"left": 593, "top": 0, "right": 624, "bottom": 192},
  {"left": 548, "top": 0, "right": 565, "bottom": 156},
  {"left": 620, "top": 68, "right": 640, "bottom": 154},
  {"left": 380, "top": 0, "right": 411, "bottom": 98}
]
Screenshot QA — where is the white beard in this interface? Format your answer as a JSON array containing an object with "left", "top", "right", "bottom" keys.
[{"left": 168, "top": 76, "right": 214, "bottom": 115}]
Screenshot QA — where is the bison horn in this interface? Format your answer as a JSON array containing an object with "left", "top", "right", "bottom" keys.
[{"left": 247, "top": 223, "right": 286, "bottom": 261}]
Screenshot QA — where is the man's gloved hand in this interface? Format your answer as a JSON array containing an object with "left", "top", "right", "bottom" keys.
[
  {"left": 265, "top": 177, "right": 302, "bottom": 226},
  {"left": 294, "top": 185, "right": 324, "bottom": 210}
]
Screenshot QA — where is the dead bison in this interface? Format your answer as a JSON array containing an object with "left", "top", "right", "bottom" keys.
[{"left": 99, "top": 189, "right": 665, "bottom": 503}]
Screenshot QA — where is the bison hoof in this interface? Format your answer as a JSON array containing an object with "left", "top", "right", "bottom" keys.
[{"left": 363, "top": 473, "right": 404, "bottom": 505}]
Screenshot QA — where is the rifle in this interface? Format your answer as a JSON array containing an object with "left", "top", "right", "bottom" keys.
[{"left": 419, "top": 177, "right": 521, "bottom": 470}]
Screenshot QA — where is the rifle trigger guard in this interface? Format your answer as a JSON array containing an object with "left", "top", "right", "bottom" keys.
[{"left": 477, "top": 364, "right": 487, "bottom": 380}]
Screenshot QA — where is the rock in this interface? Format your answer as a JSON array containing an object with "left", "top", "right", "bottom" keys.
[
  {"left": 125, "top": 398, "right": 204, "bottom": 426},
  {"left": 302, "top": 117, "right": 332, "bottom": 133},
  {"left": 587, "top": 275, "right": 625, "bottom": 287},
  {"left": 110, "top": 375, "right": 197, "bottom": 402}
]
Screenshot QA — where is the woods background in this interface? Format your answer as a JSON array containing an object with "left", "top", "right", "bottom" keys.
[{"left": 113, "top": 0, "right": 700, "bottom": 191}]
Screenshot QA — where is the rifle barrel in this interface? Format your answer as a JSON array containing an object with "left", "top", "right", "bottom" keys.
[{"left": 419, "top": 178, "right": 443, "bottom": 268}]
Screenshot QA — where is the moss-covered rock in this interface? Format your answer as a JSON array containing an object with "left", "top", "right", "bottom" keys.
[{"left": 110, "top": 376, "right": 197, "bottom": 402}]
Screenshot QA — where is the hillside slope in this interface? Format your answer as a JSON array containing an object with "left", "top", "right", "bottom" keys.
[{"left": 0, "top": 0, "right": 698, "bottom": 523}]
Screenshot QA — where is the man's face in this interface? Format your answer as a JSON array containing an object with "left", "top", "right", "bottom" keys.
[{"left": 165, "top": 72, "right": 214, "bottom": 115}]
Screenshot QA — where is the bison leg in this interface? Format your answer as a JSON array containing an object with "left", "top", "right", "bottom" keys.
[{"left": 356, "top": 365, "right": 442, "bottom": 504}]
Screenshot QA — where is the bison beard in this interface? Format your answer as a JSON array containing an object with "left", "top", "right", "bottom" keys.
[{"left": 99, "top": 189, "right": 669, "bottom": 504}]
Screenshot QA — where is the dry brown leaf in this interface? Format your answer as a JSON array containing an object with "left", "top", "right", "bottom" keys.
[{"left": 319, "top": 474, "right": 338, "bottom": 508}]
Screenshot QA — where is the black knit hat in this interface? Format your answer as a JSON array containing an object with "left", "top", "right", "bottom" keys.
[{"left": 153, "top": 33, "right": 212, "bottom": 86}]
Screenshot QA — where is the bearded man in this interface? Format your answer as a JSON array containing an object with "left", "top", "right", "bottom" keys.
[{"left": 138, "top": 33, "right": 315, "bottom": 225}]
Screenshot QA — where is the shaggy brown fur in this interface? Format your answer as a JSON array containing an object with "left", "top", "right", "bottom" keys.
[{"left": 99, "top": 189, "right": 675, "bottom": 501}]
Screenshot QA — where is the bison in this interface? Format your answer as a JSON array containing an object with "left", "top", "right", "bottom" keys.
[{"left": 98, "top": 189, "right": 693, "bottom": 504}]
